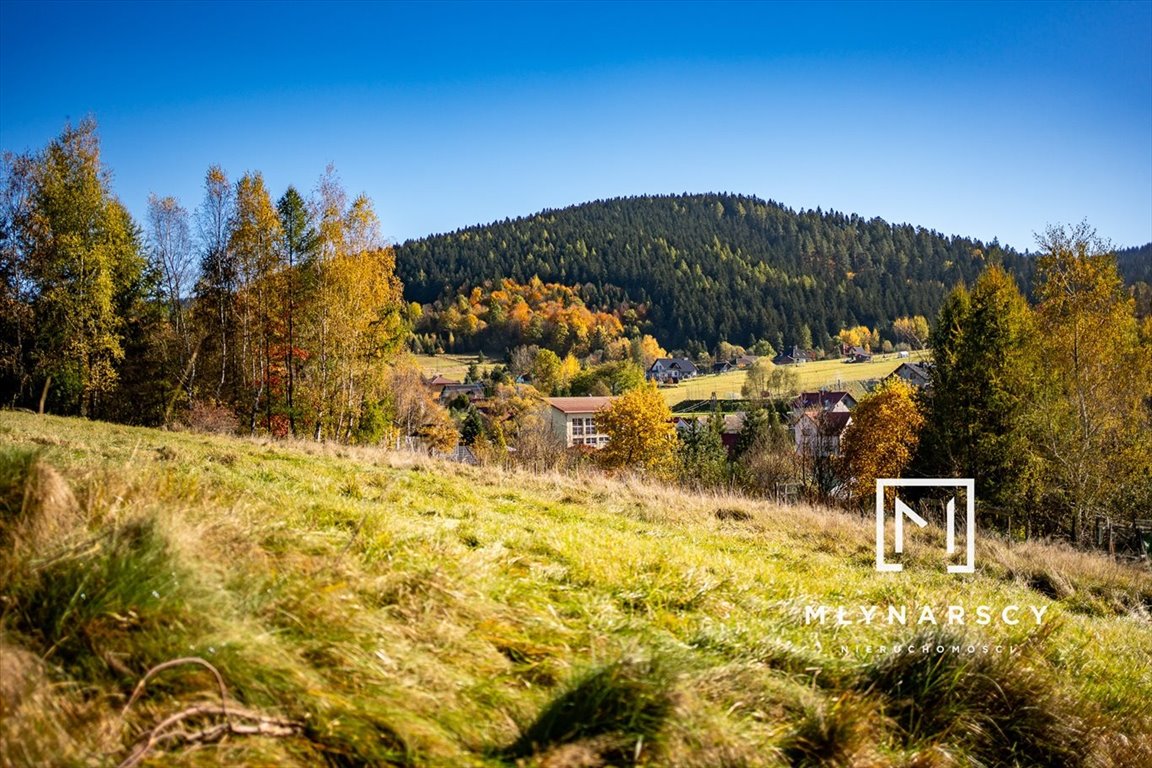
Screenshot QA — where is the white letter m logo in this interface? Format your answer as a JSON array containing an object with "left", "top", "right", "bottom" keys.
[{"left": 875, "top": 478, "right": 975, "bottom": 574}]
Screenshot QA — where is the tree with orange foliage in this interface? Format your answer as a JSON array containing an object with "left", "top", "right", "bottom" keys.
[{"left": 838, "top": 378, "right": 925, "bottom": 503}]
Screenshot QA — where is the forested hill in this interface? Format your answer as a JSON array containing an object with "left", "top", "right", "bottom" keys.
[
  {"left": 1117, "top": 243, "right": 1152, "bottom": 284},
  {"left": 394, "top": 194, "right": 1036, "bottom": 351}
]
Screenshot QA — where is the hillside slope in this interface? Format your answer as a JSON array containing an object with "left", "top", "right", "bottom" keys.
[
  {"left": 2, "top": 412, "right": 1150, "bottom": 767},
  {"left": 395, "top": 194, "right": 1037, "bottom": 350}
]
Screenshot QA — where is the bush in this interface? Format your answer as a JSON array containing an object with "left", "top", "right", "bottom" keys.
[{"left": 186, "top": 400, "right": 239, "bottom": 434}]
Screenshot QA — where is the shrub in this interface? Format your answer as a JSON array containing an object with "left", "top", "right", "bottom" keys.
[{"left": 187, "top": 400, "right": 239, "bottom": 434}]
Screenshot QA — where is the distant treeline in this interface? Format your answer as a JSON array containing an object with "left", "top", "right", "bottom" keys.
[
  {"left": 397, "top": 194, "right": 1152, "bottom": 355},
  {"left": 396, "top": 194, "right": 1041, "bottom": 353}
]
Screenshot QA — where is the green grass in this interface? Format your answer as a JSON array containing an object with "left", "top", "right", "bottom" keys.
[
  {"left": 411, "top": 353, "right": 482, "bottom": 379},
  {"left": 1, "top": 411, "right": 1149, "bottom": 767},
  {"left": 662, "top": 350, "right": 932, "bottom": 406}
]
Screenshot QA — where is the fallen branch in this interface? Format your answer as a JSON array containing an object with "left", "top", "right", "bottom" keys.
[
  {"left": 120, "top": 656, "right": 229, "bottom": 723},
  {"left": 117, "top": 657, "right": 303, "bottom": 768},
  {"left": 118, "top": 704, "right": 302, "bottom": 768}
]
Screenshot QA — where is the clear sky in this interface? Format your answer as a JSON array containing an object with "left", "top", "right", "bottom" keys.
[{"left": 2, "top": 0, "right": 1150, "bottom": 251}]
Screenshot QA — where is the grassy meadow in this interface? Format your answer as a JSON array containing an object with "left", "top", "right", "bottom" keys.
[
  {"left": 661, "top": 351, "right": 932, "bottom": 407},
  {"left": 411, "top": 354, "right": 483, "bottom": 380},
  {"left": 1, "top": 411, "right": 1149, "bottom": 767}
]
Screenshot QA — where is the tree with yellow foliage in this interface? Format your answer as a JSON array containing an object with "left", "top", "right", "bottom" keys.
[
  {"left": 1032, "top": 223, "right": 1152, "bottom": 540},
  {"left": 838, "top": 378, "right": 925, "bottom": 503},
  {"left": 631, "top": 334, "right": 667, "bottom": 371},
  {"left": 837, "top": 325, "right": 879, "bottom": 352},
  {"left": 596, "top": 383, "right": 675, "bottom": 473},
  {"left": 892, "top": 315, "right": 930, "bottom": 349}
]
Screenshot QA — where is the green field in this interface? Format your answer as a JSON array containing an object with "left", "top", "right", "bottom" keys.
[
  {"left": 662, "top": 351, "right": 932, "bottom": 406},
  {"left": 3, "top": 412, "right": 1148, "bottom": 766},
  {"left": 410, "top": 353, "right": 483, "bottom": 380}
]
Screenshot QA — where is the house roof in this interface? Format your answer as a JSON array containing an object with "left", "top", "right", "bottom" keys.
[
  {"left": 792, "top": 391, "right": 855, "bottom": 409},
  {"left": 427, "top": 374, "right": 459, "bottom": 386},
  {"left": 649, "top": 358, "right": 699, "bottom": 373},
  {"left": 798, "top": 410, "right": 852, "bottom": 431},
  {"left": 547, "top": 396, "right": 614, "bottom": 415},
  {"left": 892, "top": 362, "right": 931, "bottom": 378},
  {"left": 442, "top": 382, "right": 484, "bottom": 392}
]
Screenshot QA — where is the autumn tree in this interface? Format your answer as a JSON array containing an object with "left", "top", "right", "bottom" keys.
[
  {"left": 7, "top": 119, "right": 146, "bottom": 416},
  {"left": 838, "top": 378, "right": 925, "bottom": 503},
  {"left": 892, "top": 315, "right": 930, "bottom": 349},
  {"left": 741, "top": 358, "right": 798, "bottom": 402},
  {"left": 385, "top": 362, "right": 457, "bottom": 450},
  {"left": 837, "top": 325, "right": 879, "bottom": 352},
  {"left": 531, "top": 348, "right": 562, "bottom": 395},
  {"left": 631, "top": 334, "right": 667, "bottom": 371},
  {"left": 231, "top": 171, "right": 284, "bottom": 432},
  {"left": 1031, "top": 223, "right": 1152, "bottom": 540},
  {"left": 596, "top": 383, "right": 675, "bottom": 473}
]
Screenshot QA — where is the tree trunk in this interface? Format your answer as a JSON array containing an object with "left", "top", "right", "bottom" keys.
[{"left": 38, "top": 375, "right": 52, "bottom": 414}]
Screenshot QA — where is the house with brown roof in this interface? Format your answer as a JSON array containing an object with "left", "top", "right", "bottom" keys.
[
  {"left": 425, "top": 374, "right": 460, "bottom": 398},
  {"left": 546, "top": 396, "right": 615, "bottom": 448}
]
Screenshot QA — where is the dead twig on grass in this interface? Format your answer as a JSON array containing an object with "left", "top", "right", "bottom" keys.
[{"left": 117, "top": 657, "right": 303, "bottom": 768}]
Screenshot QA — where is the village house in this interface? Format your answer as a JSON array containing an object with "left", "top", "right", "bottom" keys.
[
  {"left": 790, "top": 390, "right": 857, "bottom": 421},
  {"left": 793, "top": 410, "right": 852, "bottom": 458},
  {"left": 887, "top": 361, "right": 933, "bottom": 388},
  {"left": 425, "top": 374, "right": 459, "bottom": 398},
  {"left": 844, "top": 345, "right": 872, "bottom": 363},
  {"left": 711, "top": 360, "right": 735, "bottom": 375},
  {"left": 439, "top": 381, "right": 486, "bottom": 404},
  {"left": 546, "top": 396, "right": 614, "bottom": 448},
  {"left": 772, "top": 346, "right": 810, "bottom": 365},
  {"left": 734, "top": 354, "right": 759, "bottom": 369},
  {"left": 646, "top": 357, "right": 699, "bottom": 384}
]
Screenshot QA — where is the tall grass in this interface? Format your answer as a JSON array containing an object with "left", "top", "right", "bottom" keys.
[
  {"left": 0, "top": 412, "right": 1149, "bottom": 767},
  {"left": 859, "top": 628, "right": 1084, "bottom": 767}
]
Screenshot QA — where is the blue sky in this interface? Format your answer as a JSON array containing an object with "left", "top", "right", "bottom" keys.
[{"left": 2, "top": 0, "right": 1150, "bottom": 251}]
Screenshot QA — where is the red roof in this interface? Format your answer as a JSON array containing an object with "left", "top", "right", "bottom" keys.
[{"left": 427, "top": 374, "right": 459, "bottom": 386}]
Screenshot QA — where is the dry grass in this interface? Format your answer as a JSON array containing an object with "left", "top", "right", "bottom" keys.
[{"left": 0, "top": 411, "right": 1148, "bottom": 767}]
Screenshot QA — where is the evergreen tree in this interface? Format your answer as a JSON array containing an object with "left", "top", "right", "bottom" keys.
[
  {"left": 922, "top": 265, "right": 1040, "bottom": 533},
  {"left": 277, "top": 185, "right": 317, "bottom": 436}
]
